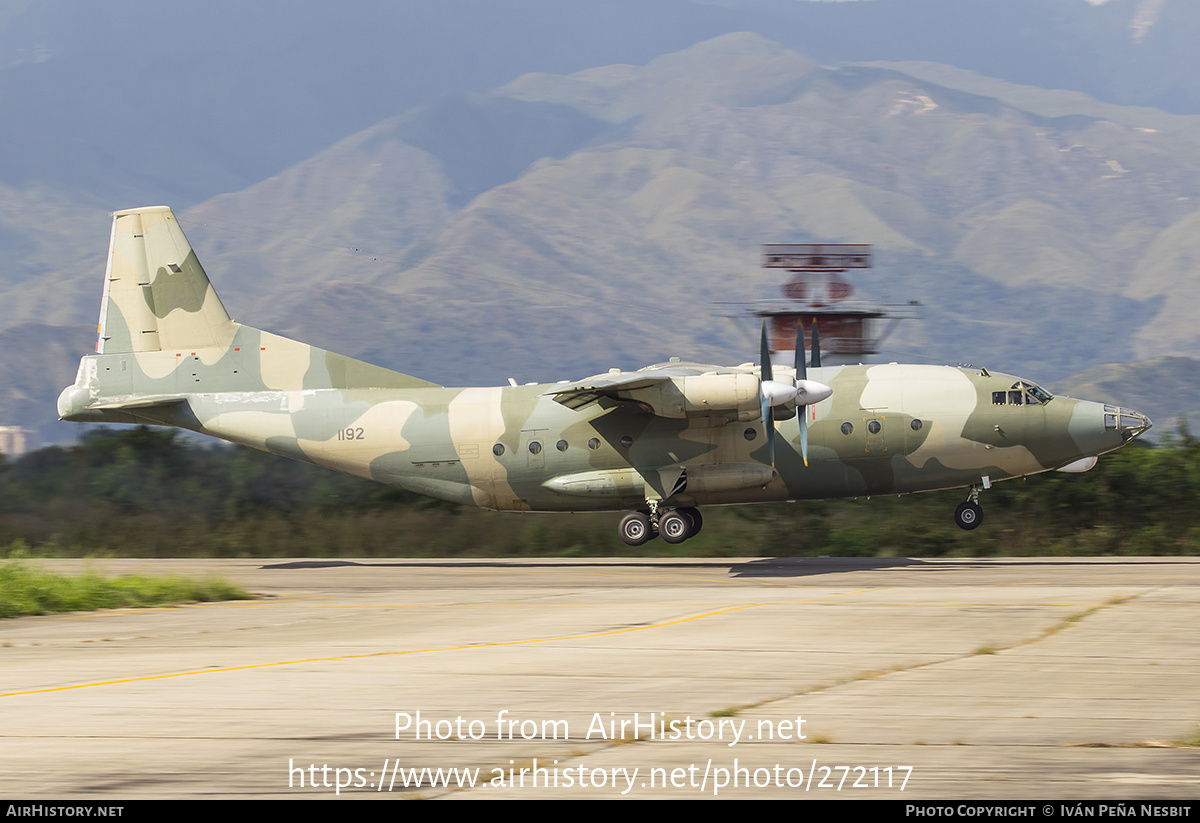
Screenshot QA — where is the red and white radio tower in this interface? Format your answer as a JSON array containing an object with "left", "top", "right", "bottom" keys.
[{"left": 752, "top": 244, "right": 919, "bottom": 367}]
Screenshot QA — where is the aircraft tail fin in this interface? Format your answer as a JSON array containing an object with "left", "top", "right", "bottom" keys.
[
  {"left": 68, "top": 205, "right": 442, "bottom": 410},
  {"left": 96, "top": 206, "right": 236, "bottom": 354}
]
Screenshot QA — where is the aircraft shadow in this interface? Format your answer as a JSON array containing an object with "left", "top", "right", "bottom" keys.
[{"left": 260, "top": 556, "right": 933, "bottom": 579}]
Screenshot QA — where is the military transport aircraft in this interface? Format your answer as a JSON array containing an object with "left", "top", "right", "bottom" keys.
[{"left": 58, "top": 207, "right": 1152, "bottom": 545}]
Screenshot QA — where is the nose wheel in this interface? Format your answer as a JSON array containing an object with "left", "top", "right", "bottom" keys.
[
  {"left": 954, "top": 501, "right": 982, "bottom": 530},
  {"left": 618, "top": 507, "right": 703, "bottom": 546},
  {"left": 954, "top": 485, "right": 983, "bottom": 530}
]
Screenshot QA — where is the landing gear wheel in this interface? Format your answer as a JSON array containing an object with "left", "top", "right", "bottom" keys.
[
  {"left": 619, "top": 512, "right": 654, "bottom": 546},
  {"left": 658, "top": 510, "right": 693, "bottom": 544},
  {"left": 678, "top": 507, "right": 703, "bottom": 537},
  {"left": 954, "top": 501, "right": 983, "bottom": 531}
]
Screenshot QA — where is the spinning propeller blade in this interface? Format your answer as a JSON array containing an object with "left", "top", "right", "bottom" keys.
[
  {"left": 792, "top": 320, "right": 834, "bottom": 466},
  {"left": 758, "top": 321, "right": 829, "bottom": 468},
  {"left": 796, "top": 321, "right": 809, "bottom": 466},
  {"left": 760, "top": 322, "right": 776, "bottom": 466}
]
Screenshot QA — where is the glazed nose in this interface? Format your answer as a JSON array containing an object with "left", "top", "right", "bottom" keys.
[{"left": 1103, "top": 406, "right": 1152, "bottom": 441}]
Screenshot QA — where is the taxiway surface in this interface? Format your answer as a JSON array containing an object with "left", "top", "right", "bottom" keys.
[{"left": 3, "top": 557, "right": 1199, "bottom": 799}]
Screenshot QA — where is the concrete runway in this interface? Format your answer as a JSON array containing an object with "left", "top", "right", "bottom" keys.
[{"left": 3, "top": 556, "right": 1199, "bottom": 799}]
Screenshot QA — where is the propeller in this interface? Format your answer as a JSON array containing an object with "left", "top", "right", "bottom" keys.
[
  {"left": 758, "top": 320, "right": 832, "bottom": 468},
  {"left": 759, "top": 322, "right": 794, "bottom": 466},
  {"left": 794, "top": 320, "right": 832, "bottom": 465}
]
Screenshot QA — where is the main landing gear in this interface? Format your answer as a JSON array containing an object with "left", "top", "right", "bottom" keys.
[
  {"left": 619, "top": 506, "right": 704, "bottom": 546},
  {"left": 954, "top": 485, "right": 983, "bottom": 531}
]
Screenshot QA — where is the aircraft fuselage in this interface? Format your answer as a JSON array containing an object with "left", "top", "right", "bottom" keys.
[
  {"left": 57, "top": 206, "right": 1151, "bottom": 544},
  {"left": 61, "top": 352, "right": 1141, "bottom": 512}
]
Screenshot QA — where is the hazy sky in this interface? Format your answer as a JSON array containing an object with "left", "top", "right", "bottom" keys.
[{"left": 781, "top": 0, "right": 1118, "bottom": 3}]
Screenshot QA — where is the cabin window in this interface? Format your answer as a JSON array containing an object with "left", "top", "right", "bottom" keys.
[
  {"left": 868, "top": 420, "right": 881, "bottom": 434},
  {"left": 910, "top": 419, "right": 923, "bottom": 431},
  {"left": 492, "top": 444, "right": 505, "bottom": 456},
  {"left": 556, "top": 439, "right": 569, "bottom": 451},
  {"left": 744, "top": 428, "right": 757, "bottom": 441},
  {"left": 619, "top": 435, "right": 633, "bottom": 448},
  {"left": 588, "top": 437, "right": 601, "bottom": 450},
  {"left": 528, "top": 441, "right": 542, "bottom": 455},
  {"left": 841, "top": 422, "right": 853, "bottom": 435}
]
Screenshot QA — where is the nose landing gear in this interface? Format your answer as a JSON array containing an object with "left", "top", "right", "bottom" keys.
[{"left": 954, "top": 484, "right": 984, "bottom": 531}]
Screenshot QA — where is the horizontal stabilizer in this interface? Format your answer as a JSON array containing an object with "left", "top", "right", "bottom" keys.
[{"left": 86, "top": 395, "right": 187, "bottom": 411}]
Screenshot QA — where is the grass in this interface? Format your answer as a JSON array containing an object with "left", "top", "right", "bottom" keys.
[
  {"left": 1172, "top": 725, "right": 1200, "bottom": 749},
  {"left": 1034, "top": 595, "right": 1134, "bottom": 644},
  {"left": 0, "top": 560, "right": 251, "bottom": 617},
  {"left": 708, "top": 698, "right": 772, "bottom": 718}
]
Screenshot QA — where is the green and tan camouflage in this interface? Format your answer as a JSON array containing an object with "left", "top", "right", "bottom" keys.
[{"left": 58, "top": 206, "right": 1152, "bottom": 544}]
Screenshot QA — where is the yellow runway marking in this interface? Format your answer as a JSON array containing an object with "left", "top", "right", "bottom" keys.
[
  {"left": 584, "top": 568, "right": 894, "bottom": 591},
  {"left": 1, "top": 601, "right": 771, "bottom": 699}
]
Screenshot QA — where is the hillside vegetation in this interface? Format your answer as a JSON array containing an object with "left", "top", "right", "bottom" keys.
[{"left": 2, "top": 427, "right": 1195, "bottom": 558}]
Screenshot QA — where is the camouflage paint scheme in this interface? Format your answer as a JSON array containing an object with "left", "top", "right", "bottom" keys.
[{"left": 58, "top": 208, "right": 1151, "bottom": 534}]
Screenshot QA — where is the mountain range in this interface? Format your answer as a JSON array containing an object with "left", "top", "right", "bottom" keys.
[{"left": 1, "top": 2, "right": 1199, "bottom": 444}]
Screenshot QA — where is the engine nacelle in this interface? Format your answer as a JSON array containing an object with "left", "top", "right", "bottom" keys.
[{"left": 623, "top": 373, "right": 763, "bottom": 421}]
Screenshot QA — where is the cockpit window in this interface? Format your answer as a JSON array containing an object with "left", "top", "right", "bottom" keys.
[
  {"left": 1027, "top": 385, "right": 1053, "bottom": 404},
  {"left": 994, "top": 382, "right": 1054, "bottom": 406}
]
